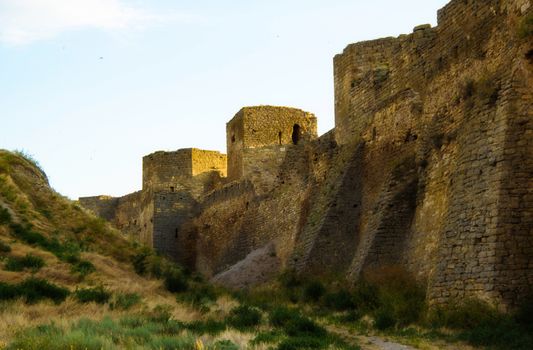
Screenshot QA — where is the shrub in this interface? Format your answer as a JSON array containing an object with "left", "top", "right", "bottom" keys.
[
  {"left": 477, "top": 75, "right": 500, "bottom": 106},
  {"left": 424, "top": 298, "right": 532, "bottom": 349},
  {"left": 10, "top": 223, "right": 48, "bottom": 246},
  {"left": 17, "top": 278, "right": 70, "bottom": 304},
  {"left": 186, "top": 319, "right": 226, "bottom": 335},
  {"left": 374, "top": 307, "right": 396, "bottom": 330},
  {"left": 461, "top": 79, "right": 476, "bottom": 99},
  {"left": 352, "top": 280, "right": 379, "bottom": 312},
  {"left": 111, "top": 292, "right": 141, "bottom": 310},
  {"left": 278, "top": 269, "right": 302, "bottom": 289},
  {"left": 515, "top": 295, "right": 533, "bottom": 328},
  {"left": 0, "top": 207, "right": 11, "bottom": 225},
  {"left": 5, "top": 254, "right": 45, "bottom": 272},
  {"left": 517, "top": 12, "right": 533, "bottom": 38},
  {"left": 164, "top": 268, "right": 188, "bottom": 293},
  {"left": 132, "top": 248, "right": 151, "bottom": 275},
  {"left": 71, "top": 260, "right": 96, "bottom": 276},
  {"left": 212, "top": 340, "right": 239, "bottom": 350},
  {"left": 233, "top": 288, "right": 288, "bottom": 310},
  {"left": 429, "top": 298, "right": 498, "bottom": 330},
  {"left": 0, "top": 281, "right": 19, "bottom": 300},
  {"left": 361, "top": 267, "right": 426, "bottom": 328},
  {"left": 302, "top": 281, "right": 325, "bottom": 303},
  {"left": 338, "top": 309, "right": 363, "bottom": 323},
  {"left": 277, "top": 336, "right": 325, "bottom": 350},
  {"left": 176, "top": 283, "right": 218, "bottom": 311},
  {"left": 284, "top": 317, "right": 326, "bottom": 338},
  {"left": 0, "top": 240, "right": 11, "bottom": 253},
  {"left": 75, "top": 286, "right": 111, "bottom": 304},
  {"left": 9, "top": 223, "right": 81, "bottom": 263},
  {"left": 323, "top": 289, "right": 355, "bottom": 311},
  {"left": 132, "top": 248, "right": 169, "bottom": 278},
  {"left": 270, "top": 306, "right": 326, "bottom": 339},
  {"left": 269, "top": 307, "right": 301, "bottom": 328},
  {"left": 251, "top": 330, "right": 284, "bottom": 345},
  {"left": 226, "top": 305, "right": 262, "bottom": 330},
  {"left": 147, "top": 304, "right": 173, "bottom": 323}
]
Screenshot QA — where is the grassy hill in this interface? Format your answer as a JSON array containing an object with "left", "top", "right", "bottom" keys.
[{"left": 0, "top": 150, "right": 242, "bottom": 349}]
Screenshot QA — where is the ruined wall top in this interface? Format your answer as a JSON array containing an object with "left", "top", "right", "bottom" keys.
[
  {"left": 227, "top": 106, "right": 317, "bottom": 149},
  {"left": 333, "top": 0, "right": 530, "bottom": 145},
  {"left": 226, "top": 106, "right": 317, "bottom": 181},
  {"left": 143, "top": 148, "right": 227, "bottom": 192}
]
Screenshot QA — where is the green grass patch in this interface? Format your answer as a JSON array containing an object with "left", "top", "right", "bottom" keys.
[
  {"left": 74, "top": 286, "right": 111, "bottom": 304},
  {"left": 277, "top": 336, "right": 327, "bottom": 350},
  {"left": 9, "top": 223, "right": 82, "bottom": 262},
  {"left": 0, "top": 207, "right": 11, "bottom": 225},
  {"left": 4, "top": 253, "right": 45, "bottom": 272},
  {"left": 0, "top": 278, "right": 69, "bottom": 304},
  {"left": 132, "top": 247, "right": 174, "bottom": 278},
  {"left": 164, "top": 268, "right": 189, "bottom": 293},
  {"left": 0, "top": 239, "right": 11, "bottom": 253},
  {"left": 225, "top": 305, "right": 262, "bottom": 331},
  {"left": 251, "top": 330, "right": 284, "bottom": 345},
  {"left": 110, "top": 292, "right": 142, "bottom": 310},
  {"left": 7, "top": 315, "right": 197, "bottom": 350},
  {"left": 269, "top": 306, "right": 302, "bottom": 328},
  {"left": 212, "top": 339, "right": 239, "bottom": 350},
  {"left": 428, "top": 298, "right": 533, "bottom": 350},
  {"left": 185, "top": 319, "right": 227, "bottom": 335},
  {"left": 71, "top": 260, "right": 96, "bottom": 277},
  {"left": 176, "top": 283, "right": 218, "bottom": 312},
  {"left": 302, "top": 280, "right": 326, "bottom": 303},
  {"left": 518, "top": 12, "right": 533, "bottom": 38},
  {"left": 322, "top": 289, "right": 356, "bottom": 311}
]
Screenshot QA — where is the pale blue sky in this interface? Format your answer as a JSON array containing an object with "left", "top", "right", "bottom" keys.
[{"left": 1, "top": 0, "right": 449, "bottom": 199}]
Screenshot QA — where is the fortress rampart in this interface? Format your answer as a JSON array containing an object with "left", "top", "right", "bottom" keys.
[{"left": 80, "top": 0, "right": 532, "bottom": 309}]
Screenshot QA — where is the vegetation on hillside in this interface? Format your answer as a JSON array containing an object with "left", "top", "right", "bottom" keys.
[
  {"left": 1, "top": 149, "right": 531, "bottom": 349},
  {"left": 232, "top": 268, "right": 533, "bottom": 350}
]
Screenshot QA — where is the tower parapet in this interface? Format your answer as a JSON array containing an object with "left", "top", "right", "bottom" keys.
[
  {"left": 226, "top": 106, "right": 317, "bottom": 181},
  {"left": 143, "top": 148, "right": 226, "bottom": 192}
]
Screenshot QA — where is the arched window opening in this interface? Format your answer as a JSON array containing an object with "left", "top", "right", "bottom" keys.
[
  {"left": 278, "top": 131, "right": 282, "bottom": 145},
  {"left": 292, "top": 124, "right": 301, "bottom": 145},
  {"left": 175, "top": 228, "right": 178, "bottom": 238}
]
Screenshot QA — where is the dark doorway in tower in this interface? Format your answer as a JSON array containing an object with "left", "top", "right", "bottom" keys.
[{"left": 292, "top": 124, "right": 301, "bottom": 145}]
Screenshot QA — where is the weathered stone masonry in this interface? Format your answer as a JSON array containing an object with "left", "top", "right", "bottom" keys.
[
  {"left": 81, "top": 0, "right": 532, "bottom": 308},
  {"left": 80, "top": 148, "right": 227, "bottom": 259}
]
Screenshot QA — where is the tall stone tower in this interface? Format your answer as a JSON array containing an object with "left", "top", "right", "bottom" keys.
[{"left": 226, "top": 106, "right": 317, "bottom": 182}]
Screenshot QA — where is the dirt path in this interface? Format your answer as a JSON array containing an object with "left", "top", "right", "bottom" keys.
[
  {"left": 361, "top": 336, "right": 416, "bottom": 350},
  {"left": 325, "top": 325, "right": 416, "bottom": 350},
  {"left": 324, "top": 324, "right": 474, "bottom": 350}
]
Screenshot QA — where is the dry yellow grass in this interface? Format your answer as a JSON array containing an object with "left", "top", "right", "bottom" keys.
[
  {"left": 199, "top": 329, "right": 256, "bottom": 349},
  {"left": 0, "top": 235, "right": 206, "bottom": 344}
]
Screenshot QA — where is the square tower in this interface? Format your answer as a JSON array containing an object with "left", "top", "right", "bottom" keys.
[
  {"left": 143, "top": 148, "right": 227, "bottom": 192},
  {"left": 226, "top": 106, "right": 317, "bottom": 181}
]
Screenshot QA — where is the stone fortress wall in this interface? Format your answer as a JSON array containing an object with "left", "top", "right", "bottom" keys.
[
  {"left": 80, "top": 148, "right": 227, "bottom": 257},
  {"left": 80, "top": 0, "right": 532, "bottom": 309}
]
